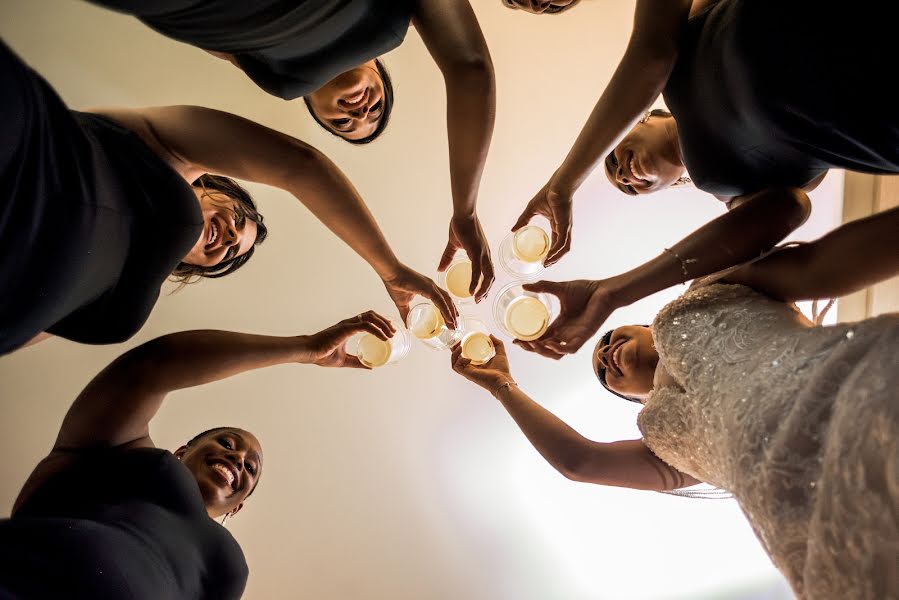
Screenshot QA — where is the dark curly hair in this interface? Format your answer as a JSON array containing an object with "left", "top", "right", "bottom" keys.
[{"left": 171, "top": 174, "right": 268, "bottom": 284}]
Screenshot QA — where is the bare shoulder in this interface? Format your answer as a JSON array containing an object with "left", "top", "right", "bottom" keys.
[{"left": 83, "top": 107, "right": 199, "bottom": 181}]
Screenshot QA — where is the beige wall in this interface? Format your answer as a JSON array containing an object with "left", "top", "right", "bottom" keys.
[
  {"left": 838, "top": 174, "right": 899, "bottom": 321},
  {"left": 0, "top": 2, "right": 854, "bottom": 599}
]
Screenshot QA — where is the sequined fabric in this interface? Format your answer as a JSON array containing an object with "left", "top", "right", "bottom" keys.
[{"left": 638, "top": 284, "right": 899, "bottom": 599}]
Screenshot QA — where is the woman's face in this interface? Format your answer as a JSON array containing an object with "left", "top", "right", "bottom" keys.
[
  {"left": 604, "top": 117, "right": 685, "bottom": 195},
  {"left": 592, "top": 326, "right": 658, "bottom": 401},
  {"left": 502, "top": 0, "right": 581, "bottom": 14},
  {"left": 305, "top": 60, "right": 385, "bottom": 141},
  {"left": 183, "top": 189, "right": 258, "bottom": 267},
  {"left": 176, "top": 428, "right": 263, "bottom": 519}
]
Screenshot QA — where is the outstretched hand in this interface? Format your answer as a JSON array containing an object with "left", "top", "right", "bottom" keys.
[
  {"left": 438, "top": 215, "right": 495, "bottom": 302},
  {"left": 513, "top": 279, "right": 618, "bottom": 359},
  {"left": 450, "top": 335, "right": 514, "bottom": 394},
  {"left": 512, "top": 182, "right": 574, "bottom": 267},
  {"left": 382, "top": 264, "right": 459, "bottom": 329},
  {"left": 298, "top": 311, "right": 396, "bottom": 369}
]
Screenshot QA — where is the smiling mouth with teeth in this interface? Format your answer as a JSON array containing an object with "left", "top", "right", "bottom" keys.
[
  {"left": 343, "top": 89, "right": 367, "bottom": 107},
  {"left": 211, "top": 463, "right": 235, "bottom": 487},
  {"left": 629, "top": 158, "right": 645, "bottom": 182},
  {"left": 208, "top": 220, "right": 219, "bottom": 246}
]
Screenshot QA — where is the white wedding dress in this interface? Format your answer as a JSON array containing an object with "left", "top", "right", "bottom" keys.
[{"left": 637, "top": 284, "right": 898, "bottom": 599}]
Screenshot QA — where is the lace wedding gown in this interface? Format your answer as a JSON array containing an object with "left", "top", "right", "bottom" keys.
[{"left": 637, "top": 284, "right": 898, "bottom": 599}]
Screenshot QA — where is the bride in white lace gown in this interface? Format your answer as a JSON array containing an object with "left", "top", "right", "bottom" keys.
[
  {"left": 451, "top": 207, "right": 899, "bottom": 599},
  {"left": 639, "top": 282, "right": 897, "bottom": 599}
]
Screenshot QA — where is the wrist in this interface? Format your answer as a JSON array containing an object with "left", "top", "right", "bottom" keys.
[
  {"left": 452, "top": 210, "right": 477, "bottom": 222},
  {"left": 375, "top": 257, "right": 404, "bottom": 282},
  {"left": 549, "top": 168, "right": 581, "bottom": 196},
  {"left": 292, "top": 335, "right": 315, "bottom": 363},
  {"left": 491, "top": 377, "right": 517, "bottom": 397},
  {"left": 599, "top": 273, "right": 639, "bottom": 308}
]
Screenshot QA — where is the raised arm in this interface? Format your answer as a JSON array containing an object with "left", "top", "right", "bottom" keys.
[
  {"left": 12, "top": 312, "right": 394, "bottom": 514},
  {"left": 721, "top": 205, "right": 899, "bottom": 302},
  {"left": 90, "top": 106, "right": 457, "bottom": 327},
  {"left": 451, "top": 338, "right": 698, "bottom": 490},
  {"left": 53, "top": 312, "right": 394, "bottom": 451},
  {"left": 517, "top": 187, "right": 811, "bottom": 358},
  {"left": 413, "top": 0, "right": 496, "bottom": 301},
  {"left": 513, "top": 0, "right": 693, "bottom": 264}
]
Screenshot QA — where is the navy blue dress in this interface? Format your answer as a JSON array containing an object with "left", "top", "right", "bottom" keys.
[
  {"left": 663, "top": 0, "right": 899, "bottom": 197},
  {"left": 0, "top": 41, "right": 202, "bottom": 354},
  {"left": 88, "top": 0, "right": 416, "bottom": 99},
  {"left": 0, "top": 448, "right": 247, "bottom": 599}
]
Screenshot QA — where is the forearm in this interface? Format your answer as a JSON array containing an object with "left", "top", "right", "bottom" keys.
[
  {"left": 444, "top": 60, "right": 496, "bottom": 218},
  {"left": 414, "top": 0, "right": 496, "bottom": 219},
  {"left": 127, "top": 330, "right": 310, "bottom": 393},
  {"left": 126, "top": 105, "right": 404, "bottom": 279},
  {"left": 728, "top": 205, "right": 899, "bottom": 302},
  {"left": 608, "top": 187, "right": 810, "bottom": 306},
  {"left": 286, "top": 147, "right": 402, "bottom": 279},
  {"left": 493, "top": 382, "right": 597, "bottom": 479},
  {"left": 55, "top": 330, "right": 310, "bottom": 450},
  {"left": 553, "top": 51, "right": 674, "bottom": 192},
  {"left": 552, "top": 0, "right": 693, "bottom": 192},
  {"left": 493, "top": 384, "right": 691, "bottom": 489}
]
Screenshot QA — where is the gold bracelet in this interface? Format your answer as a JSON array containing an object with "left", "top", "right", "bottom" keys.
[{"left": 494, "top": 380, "right": 518, "bottom": 395}]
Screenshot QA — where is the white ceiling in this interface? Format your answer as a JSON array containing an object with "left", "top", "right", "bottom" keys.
[{"left": 1, "top": 1, "right": 847, "bottom": 598}]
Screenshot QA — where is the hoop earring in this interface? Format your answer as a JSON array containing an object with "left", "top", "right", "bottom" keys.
[{"left": 221, "top": 511, "right": 231, "bottom": 526}]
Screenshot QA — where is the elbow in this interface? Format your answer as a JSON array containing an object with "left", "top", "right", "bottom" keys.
[
  {"left": 444, "top": 55, "right": 495, "bottom": 90},
  {"left": 554, "top": 451, "right": 592, "bottom": 482},
  {"left": 784, "top": 187, "right": 812, "bottom": 230},
  {"left": 114, "top": 335, "right": 181, "bottom": 388},
  {"left": 767, "top": 187, "right": 812, "bottom": 232},
  {"left": 277, "top": 141, "right": 335, "bottom": 188}
]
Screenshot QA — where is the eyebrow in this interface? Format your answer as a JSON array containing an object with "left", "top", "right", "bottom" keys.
[{"left": 232, "top": 432, "right": 263, "bottom": 467}]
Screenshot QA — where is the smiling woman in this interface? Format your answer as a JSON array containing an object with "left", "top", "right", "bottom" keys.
[
  {"left": 453, "top": 208, "right": 899, "bottom": 598},
  {"left": 173, "top": 175, "right": 268, "bottom": 283},
  {"left": 302, "top": 59, "right": 393, "bottom": 145},
  {"left": 86, "top": 0, "right": 499, "bottom": 302},
  {"left": 0, "top": 311, "right": 395, "bottom": 599},
  {"left": 0, "top": 41, "right": 457, "bottom": 355}
]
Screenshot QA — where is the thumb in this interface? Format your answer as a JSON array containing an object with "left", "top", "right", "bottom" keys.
[
  {"left": 522, "top": 280, "right": 560, "bottom": 295},
  {"left": 511, "top": 206, "right": 534, "bottom": 232},
  {"left": 437, "top": 239, "right": 457, "bottom": 272}
]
